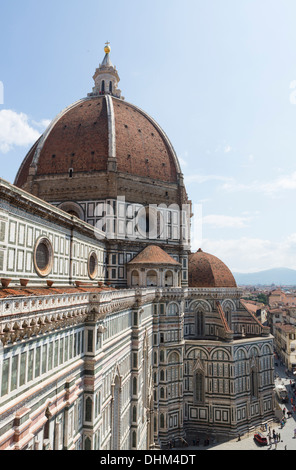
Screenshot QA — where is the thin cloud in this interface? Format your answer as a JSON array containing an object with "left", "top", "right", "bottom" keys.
[
  {"left": 221, "top": 171, "right": 296, "bottom": 195},
  {"left": 203, "top": 214, "right": 251, "bottom": 228}
]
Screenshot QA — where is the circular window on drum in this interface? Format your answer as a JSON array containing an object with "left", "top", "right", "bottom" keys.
[
  {"left": 88, "top": 251, "right": 98, "bottom": 280},
  {"left": 34, "top": 237, "right": 53, "bottom": 277}
]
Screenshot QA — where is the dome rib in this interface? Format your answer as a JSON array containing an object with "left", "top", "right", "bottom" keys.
[{"left": 105, "top": 94, "right": 116, "bottom": 159}]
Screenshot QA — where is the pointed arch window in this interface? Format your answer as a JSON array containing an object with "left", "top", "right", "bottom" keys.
[
  {"left": 112, "top": 376, "right": 121, "bottom": 450},
  {"left": 84, "top": 437, "right": 91, "bottom": 450},
  {"left": 85, "top": 397, "right": 92, "bottom": 422},
  {"left": 196, "top": 311, "right": 205, "bottom": 337},
  {"left": 132, "top": 431, "right": 137, "bottom": 448},
  {"left": 194, "top": 370, "right": 205, "bottom": 403},
  {"left": 132, "top": 405, "right": 137, "bottom": 423},
  {"left": 133, "top": 377, "right": 137, "bottom": 395},
  {"left": 250, "top": 366, "right": 259, "bottom": 398},
  {"left": 249, "top": 348, "right": 259, "bottom": 398}
]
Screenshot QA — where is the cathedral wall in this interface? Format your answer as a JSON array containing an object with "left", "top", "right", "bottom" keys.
[
  {"left": 0, "top": 180, "right": 106, "bottom": 286},
  {"left": 0, "top": 284, "right": 276, "bottom": 450},
  {"left": 183, "top": 336, "right": 274, "bottom": 441},
  {"left": 0, "top": 287, "right": 157, "bottom": 450}
]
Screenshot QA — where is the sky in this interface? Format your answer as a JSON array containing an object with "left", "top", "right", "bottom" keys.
[{"left": 1, "top": 0, "right": 296, "bottom": 273}]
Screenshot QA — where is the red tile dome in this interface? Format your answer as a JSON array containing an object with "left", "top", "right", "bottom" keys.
[
  {"left": 188, "top": 249, "right": 237, "bottom": 288},
  {"left": 14, "top": 95, "right": 181, "bottom": 189}
]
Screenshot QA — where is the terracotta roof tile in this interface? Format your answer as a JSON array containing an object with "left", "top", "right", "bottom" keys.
[
  {"left": 128, "top": 245, "right": 181, "bottom": 266},
  {"left": 15, "top": 96, "right": 179, "bottom": 188},
  {"left": 188, "top": 248, "right": 237, "bottom": 288},
  {"left": 0, "top": 285, "right": 114, "bottom": 299}
]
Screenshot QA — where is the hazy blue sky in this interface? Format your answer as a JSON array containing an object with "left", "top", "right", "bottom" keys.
[{"left": 1, "top": 0, "right": 296, "bottom": 273}]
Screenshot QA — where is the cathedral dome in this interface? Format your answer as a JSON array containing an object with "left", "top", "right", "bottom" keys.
[
  {"left": 15, "top": 95, "right": 181, "bottom": 187},
  {"left": 188, "top": 249, "right": 237, "bottom": 288},
  {"left": 14, "top": 45, "right": 185, "bottom": 209}
]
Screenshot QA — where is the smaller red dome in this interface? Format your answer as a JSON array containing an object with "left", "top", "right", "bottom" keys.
[{"left": 188, "top": 249, "right": 237, "bottom": 288}]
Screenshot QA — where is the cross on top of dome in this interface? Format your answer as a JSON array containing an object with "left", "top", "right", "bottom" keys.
[{"left": 104, "top": 41, "right": 111, "bottom": 54}]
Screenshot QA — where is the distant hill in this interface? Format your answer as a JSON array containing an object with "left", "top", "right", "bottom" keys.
[{"left": 233, "top": 268, "right": 296, "bottom": 286}]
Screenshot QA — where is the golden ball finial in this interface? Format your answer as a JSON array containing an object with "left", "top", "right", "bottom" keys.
[{"left": 104, "top": 41, "right": 111, "bottom": 54}]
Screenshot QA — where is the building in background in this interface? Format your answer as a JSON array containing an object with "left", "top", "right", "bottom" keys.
[
  {"left": 273, "top": 323, "right": 296, "bottom": 373},
  {"left": 0, "top": 45, "right": 275, "bottom": 450}
]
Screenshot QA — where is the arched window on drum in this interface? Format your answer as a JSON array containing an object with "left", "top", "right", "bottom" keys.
[
  {"left": 167, "top": 302, "right": 179, "bottom": 316},
  {"left": 131, "top": 270, "right": 139, "bottom": 287},
  {"left": 164, "top": 270, "right": 173, "bottom": 287}
]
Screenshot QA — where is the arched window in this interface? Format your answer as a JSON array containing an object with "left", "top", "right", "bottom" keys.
[
  {"left": 167, "top": 353, "right": 180, "bottom": 399},
  {"left": 85, "top": 397, "right": 92, "bottom": 422},
  {"left": 112, "top": 376, "right": 121, "bottom": 450},
  {"left": 131, "top": 270, "right": 139, "bottom": 286},
  {"left": 194, "top": 370, "right": 204, "bottom": 403},
  {"left": 165, "top": 270, "right": 173, "bottom": 287},
  {"left": 132, "top": 406, "right": 137, "bottom": 423},
  {"left": 196, "top": 311, "right": 205, "bottom": 337},
  {"left": 132, "top": 431, "right": 137, "bottom": 448},
  {"left": 133, "top": 377, "right": 137, "bottom": 395},
  {"left": 250, "top": 367, "right": 259, "bottom": 398},
  {"left": 109, "top": 81, "right": 113, "bottom": 93},
  {"left": 101, "top": 80, "right": 105, "bottom": 93},
  {"left": 250, "top": 348, "right": 259, "bottom": 398},
  {"left": 167, "top": 302, "right": 179, "bottom": 316},
  {"left": 84, "top": 437, "right": 91, "bottom": 450},
  {"left": 160, "top": 414, "right": 165, "bottom": 429},
  {"left": 58, "top": 201, "right": 84, "bottom": 220}
]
